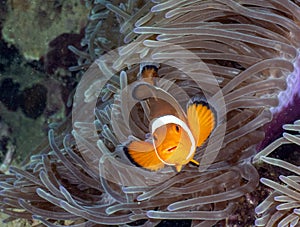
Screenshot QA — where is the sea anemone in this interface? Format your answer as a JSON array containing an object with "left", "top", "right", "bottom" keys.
[
  {"left": 254, "top": 120, "right": 300, "bottom": 226},
  {"left": 0, "top": 0, "right": 300, "bottom": 226}
]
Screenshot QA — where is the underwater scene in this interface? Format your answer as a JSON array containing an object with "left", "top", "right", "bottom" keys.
[{"left": 0, "top": 0, "right": 300, "bottom": 226}]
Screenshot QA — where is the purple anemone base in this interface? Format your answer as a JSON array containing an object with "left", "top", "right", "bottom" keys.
[{"left": 257, "top": 54, "right": 300, "bottom": 151}]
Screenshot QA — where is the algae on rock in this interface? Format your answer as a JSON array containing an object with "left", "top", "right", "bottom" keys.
[{"left": 2, "top": 0, "right": 88, "bottom": 60}]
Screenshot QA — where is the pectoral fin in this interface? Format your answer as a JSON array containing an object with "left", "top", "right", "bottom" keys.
[
  {"left": 187, "top": 97, "right": 216, "bottom": 147},
  {"left": 124, "top": 141, "right": 164, "bottom": 171}
]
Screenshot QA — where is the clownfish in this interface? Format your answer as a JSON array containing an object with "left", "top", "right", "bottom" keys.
[
  {"left": 124, "top": 65, "right": 216, "bottom": 172},
  {"left": 138, "top": 63, "right": 159, "bottom": 85}
]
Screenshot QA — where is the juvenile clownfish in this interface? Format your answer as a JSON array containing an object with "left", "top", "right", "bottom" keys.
[
  {"left": 124, "top": 67, "right": 216, "bottom": 172},
  {"left": 138, "top": 63, "right": 159, "bottom": 85}
]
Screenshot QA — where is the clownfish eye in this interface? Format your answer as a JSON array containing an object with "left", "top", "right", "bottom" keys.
[
  {"left": 175, "top": 125, "right": 180, "bottom": 132},
  {"left": 153, "top": 134, "right": 158, "bottom": 141}
]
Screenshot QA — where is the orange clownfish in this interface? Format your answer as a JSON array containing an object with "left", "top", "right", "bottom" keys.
[
  {"left": 140, "top": 64, "right": 158, "bottom": 84},
  {"left": 124, "top": 70, "right": 216, "bottom": 172},
  {"left": 138, "top": 63, "right": 159, "bottom": 85}
]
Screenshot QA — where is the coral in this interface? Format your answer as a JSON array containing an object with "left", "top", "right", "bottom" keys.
[
  {"left": 43, "top": 32, "right": 85, "bottom": 74},
  {"left": 19, "top": 84, "right": 47, "bottom": 119},
  {"left": 0, "top": 39, "right": 20, "bottom": 72},
  {"left": 1, "top": 0, "right": 88, "bottom": 60},
  {"left": 0, "top": 0, "right": 8, "bottom": 29},
  {"left": 0, "top": 77, "right": 67, "bottom": 166},
  {"left": 0, "top": 78, "right": 20, "bottom": 111},
  {"left": 0, "top": 117, "right": 15, "bottom": 172}
]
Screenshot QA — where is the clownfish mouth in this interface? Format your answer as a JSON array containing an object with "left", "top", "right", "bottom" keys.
[{"left": 167, "top": 146, "right": 177, "bottom": 152}]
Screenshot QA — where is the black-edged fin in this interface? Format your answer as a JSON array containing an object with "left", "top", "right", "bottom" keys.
[
  {"left": 187, "top": 96, "right": 216, "bottom": 147},
  {"left": 187, "top": 96, "right": 210, "bottom": 108},
  {"left": 124, "top": 141, "right": 164, "bottom": 171}
]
